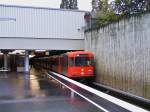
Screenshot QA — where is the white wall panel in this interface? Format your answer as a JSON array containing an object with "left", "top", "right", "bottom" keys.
[
  {"left": 0, "top": 38, "right": 84, "bottom": 50},
  {"left": 0, "top": 4, "right": 85, "bottom": 39}
]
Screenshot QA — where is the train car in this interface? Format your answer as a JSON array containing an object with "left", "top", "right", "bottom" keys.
[
  {"left": 51, "top": 51, "right": 95, "bottom": 81},
  {"left": 33, "top": 51, "right": 95, "bottom": 81}
]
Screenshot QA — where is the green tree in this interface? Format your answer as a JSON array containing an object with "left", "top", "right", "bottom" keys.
[
  {"left": 91, "top": 0, "right": 119, "bottom": 27},
  {"left": 92, "top": 0, "right": 102, "bottom": 12},
  {"left": 60, "top": 0, "right": 78, "bottom": 9},
  {"left": 112, "top": 0, "right": 148, "bottom": 15},
  {"left": 91, "top": 0, "right": 150, "bottom": 28},
  {"left": 60, "top": 0, "right": 69, "bottom": 9},
  {"left": 69, "top": 0, "right": 78, "bottom": 9},
  {"left": 95, "top": 0, "right": 109, "bottom": 17},
  {"left": 147, "top": 0, "right": 150, "bottom": 10}
]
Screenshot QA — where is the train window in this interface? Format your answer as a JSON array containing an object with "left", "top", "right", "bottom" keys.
[
  {"left": 75, "top": 55, "right": 94, "bottom": 66},
  {"left": 69, "top": 58, "right": 74, "bottom": 66}
]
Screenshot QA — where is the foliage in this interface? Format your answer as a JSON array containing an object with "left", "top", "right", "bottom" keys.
[
  {"left": 111, "top": 0, "right": 148, "bottom": 14},
  {"left": 95, "top": 9, "right": 121, "bottom": 28},
  {"left": 90, "top": 0, "right": 150, "bottom": 28},
  {"left": 148, "top": 0, "right": 150, "bottom": 10},
  {"left": 60, "top": 0, "right": 78, "bottom": 9},
  {"left": 69, "top": 0, "right": 78, "bottom": 9},
  {"left": 92, "top": 0, "right": 102, "bottom": 13},
  {"left": 60, "top": 0, "right": 69, "bottom": 9},
  {"left": 92, "top": 0, "right": 118, "bottom": 27},
  {"left": 98, "top": 11, "right": 117, "bottom": 25}
]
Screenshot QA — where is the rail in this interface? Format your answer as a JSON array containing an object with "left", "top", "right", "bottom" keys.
[{"left": 47, "top": 71, "right": 149, "bottom": 112}]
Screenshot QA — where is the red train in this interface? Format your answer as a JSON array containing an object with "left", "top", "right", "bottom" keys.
[{"left": 33, "top": 51, "right": 95, "bottom": 81}]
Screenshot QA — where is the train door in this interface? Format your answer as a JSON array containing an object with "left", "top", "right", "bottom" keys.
[{"left": 62, "top": 54, "right": 68, "bottom": 76}]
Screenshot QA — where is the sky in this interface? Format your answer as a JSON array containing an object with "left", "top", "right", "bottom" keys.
[{"left": 0, "top": 0, "right": 92, "bottom": 11}]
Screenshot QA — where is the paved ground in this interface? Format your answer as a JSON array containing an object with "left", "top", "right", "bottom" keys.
[{"left": 0, "top": 69, "right": 101, "bottom": 112}]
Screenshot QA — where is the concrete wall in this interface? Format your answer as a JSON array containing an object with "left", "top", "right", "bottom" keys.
[{"left": 85, "top": 13, "right": 150, "bottom": 99}]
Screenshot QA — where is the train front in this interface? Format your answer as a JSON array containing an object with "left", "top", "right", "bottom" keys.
[{"left": 68, "top": 51, "right": 95, "bottom": 80}]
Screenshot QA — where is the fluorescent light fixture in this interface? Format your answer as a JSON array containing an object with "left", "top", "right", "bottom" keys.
[
  {"left": 35, "top": 50, "right": 46, "bottom": 52},
  {"left": 9, "top": 50, "right": 25, "bottom": 54},
  {"left": 29, "top": 55, "right": 35, "bottom": 58}
]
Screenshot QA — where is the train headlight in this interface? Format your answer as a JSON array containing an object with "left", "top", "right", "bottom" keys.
[
  {"left": 81, "top": 72, "right": 84, "bottom": 75},
  {"left": 81, "top": 68, "right": 84, "bottom": 71},
  {"left": 88, "top": 70, "right": 93, "bottom": 75}
]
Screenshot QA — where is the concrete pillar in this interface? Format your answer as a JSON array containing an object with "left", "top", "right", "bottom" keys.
[
  {"left": 4, "top": 53, "right": 8, "bottom": 70},
  {"left": 24, "top": 50, "right": 29, "bottom": 73}
]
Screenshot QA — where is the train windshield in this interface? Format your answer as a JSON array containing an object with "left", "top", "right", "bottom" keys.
[{"left": 75, "top": 54, "right": 93, "bottom": 66}]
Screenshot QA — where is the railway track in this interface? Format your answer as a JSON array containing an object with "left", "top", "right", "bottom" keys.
[{"left": 89, "top": 82, "right": 150, "bottom": 110}]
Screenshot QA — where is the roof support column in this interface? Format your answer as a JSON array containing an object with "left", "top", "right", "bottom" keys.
[
  {"left": 24, "top": 50, "right": 29, "bottom": 73},
  {"left": 4, "top": 53, "right": 8, "bottom": 70}
]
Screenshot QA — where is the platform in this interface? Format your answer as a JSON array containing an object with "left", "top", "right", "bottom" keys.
[
  {"left": 48, "top": 72, "right": 149, "bottom": 112},
  {"left": 0, "top": 69, "right": 100, "bottom": 112}
]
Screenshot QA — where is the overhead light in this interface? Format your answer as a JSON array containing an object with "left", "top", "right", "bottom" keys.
[
  {"left": 35, "top": 50, "right": 46, "bottom": 52},
  {"left": 29, "top": 55, "right": 35, "bottom": 58},
  {"left": 9, "top": 50, "right": 25, "bottom": 54}
]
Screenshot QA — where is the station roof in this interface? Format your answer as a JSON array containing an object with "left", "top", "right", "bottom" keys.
[
  {"left": 0, "top": 4, "right": 85, "bottom": 50},
  {"left": 0, "top": 4, "right": 88, "bottom": 13}
]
